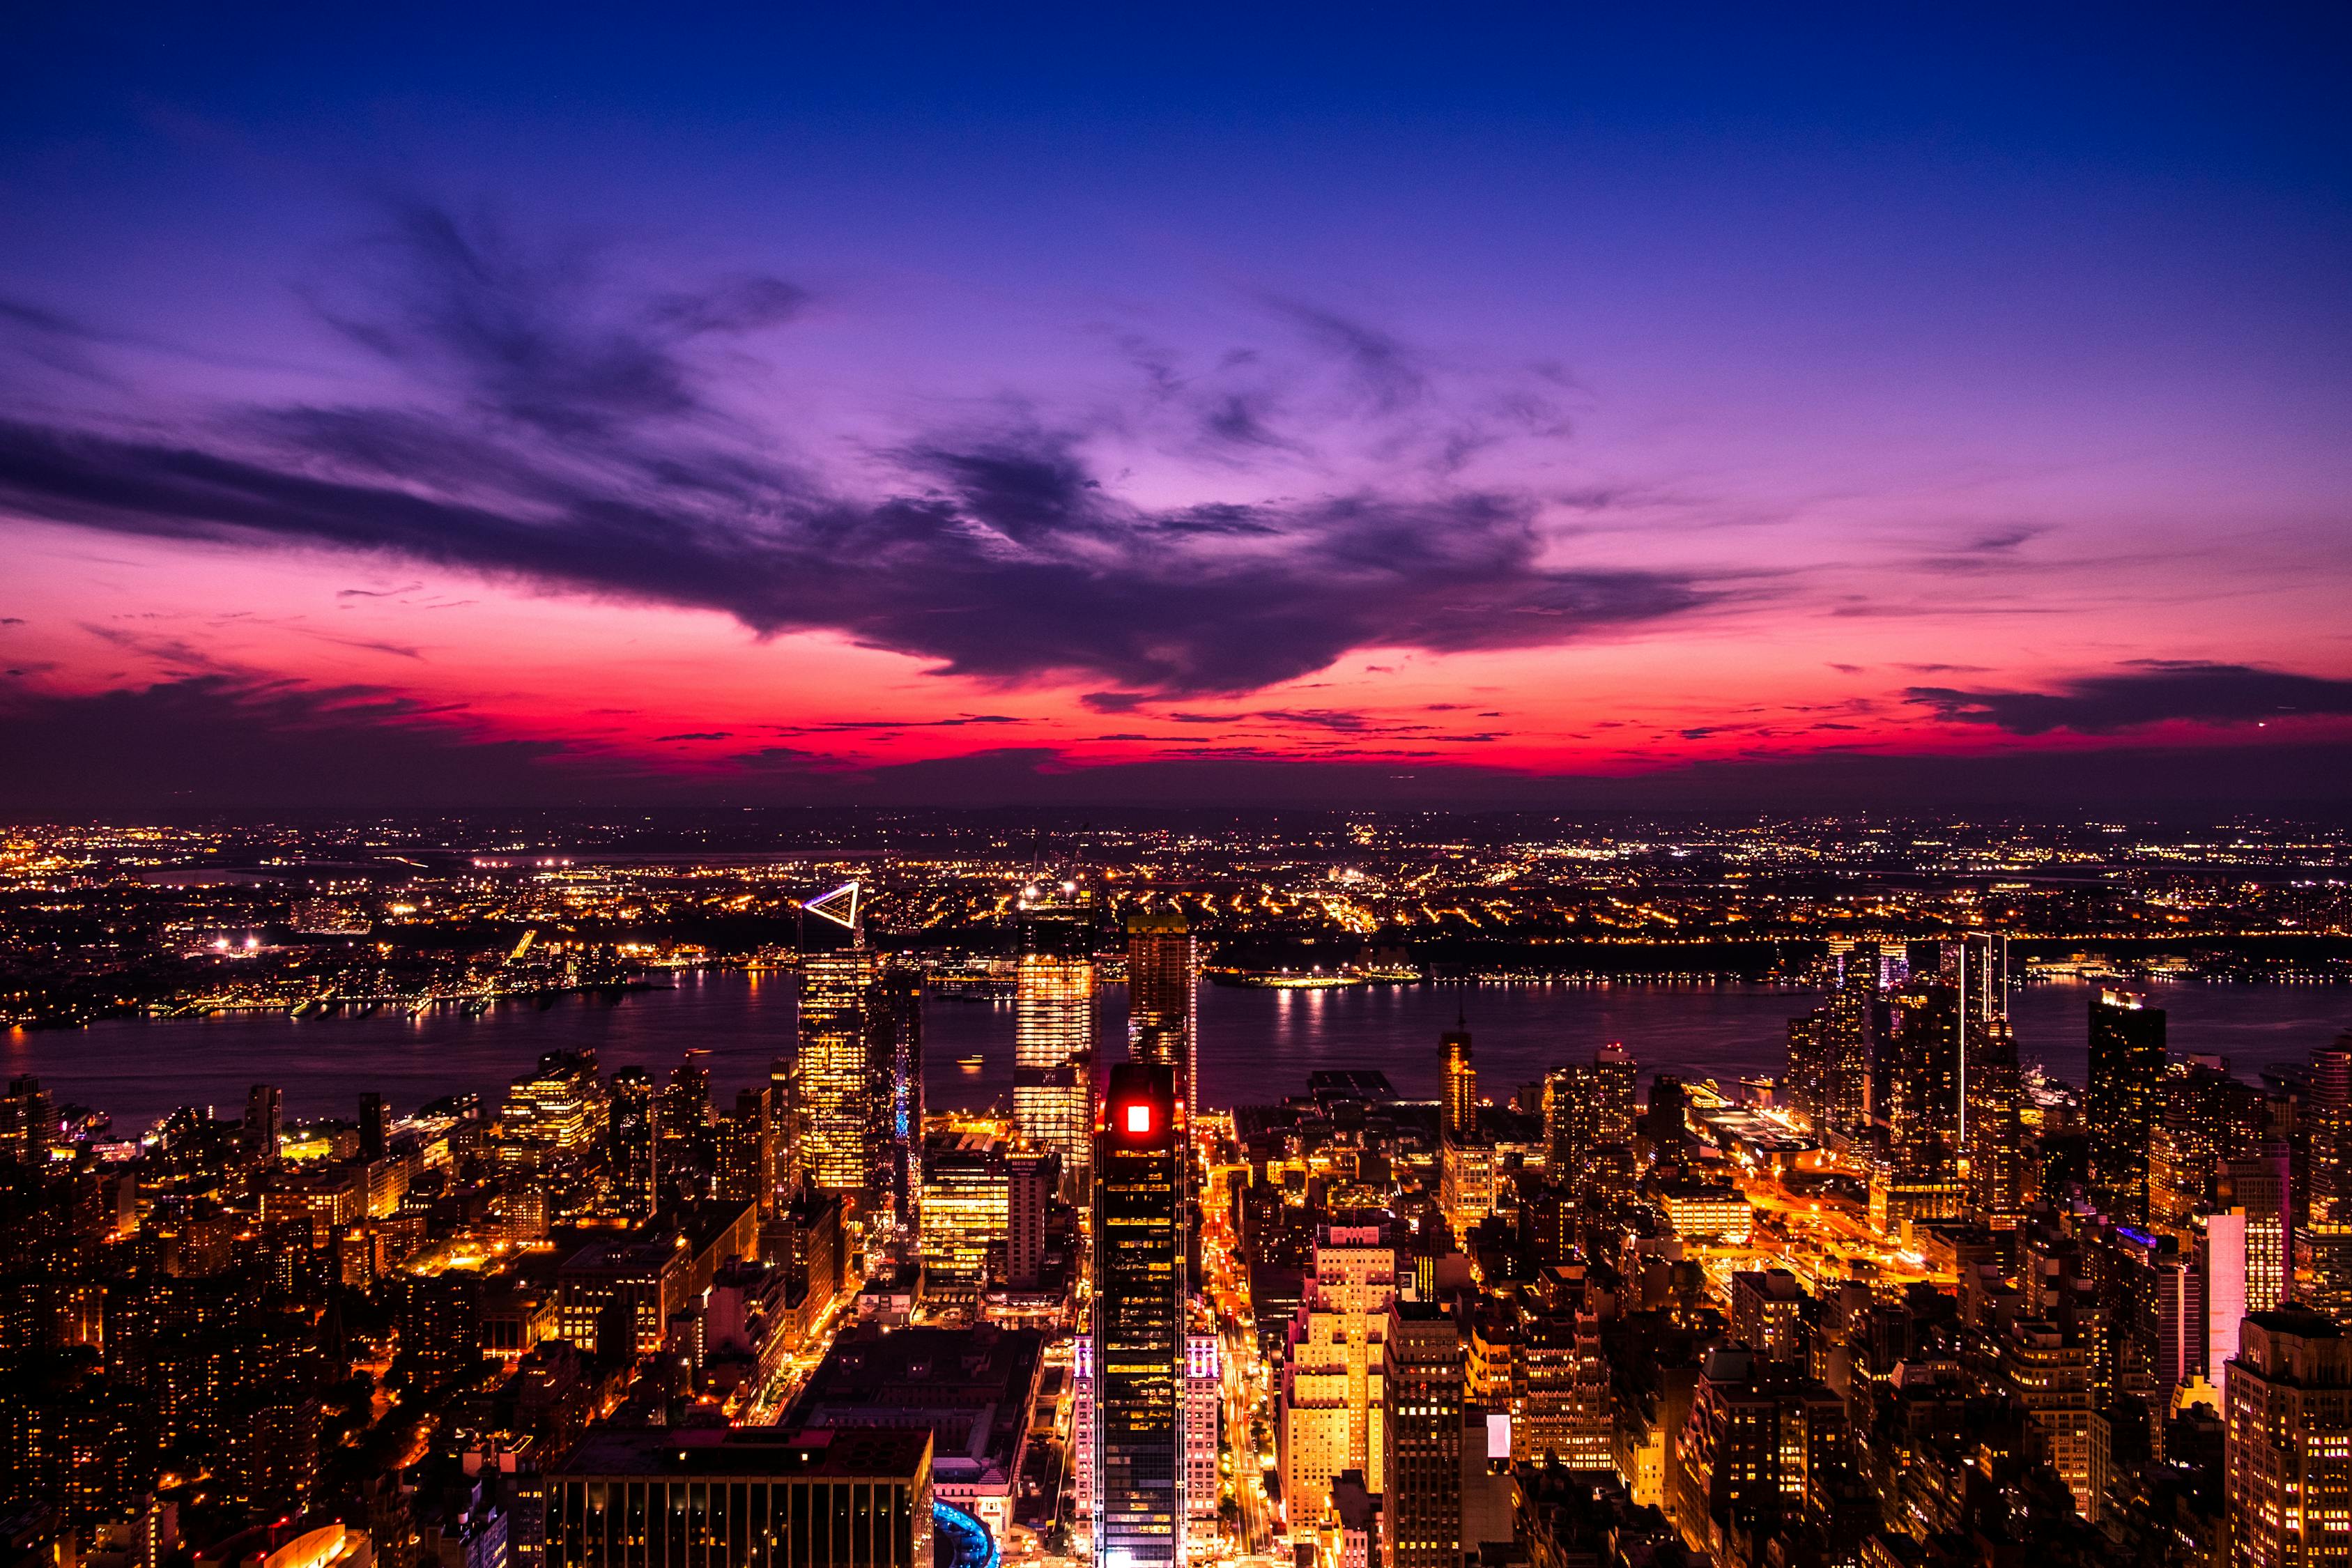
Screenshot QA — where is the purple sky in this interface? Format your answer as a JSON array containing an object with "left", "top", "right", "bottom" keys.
[{"left": 2, "top": 3, "right": 2349, "bottom": 809}]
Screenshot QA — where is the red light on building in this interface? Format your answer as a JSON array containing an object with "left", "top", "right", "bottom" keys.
[{"left": 1125, "top": 1102, "right": 1153, "bottom": 1135}]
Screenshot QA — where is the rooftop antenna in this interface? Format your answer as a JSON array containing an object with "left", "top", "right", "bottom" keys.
[{"left": 801, "top": 879, "right": 864, "bottom": 947}]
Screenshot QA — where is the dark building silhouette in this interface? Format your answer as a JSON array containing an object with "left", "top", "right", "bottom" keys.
[
  {"left": 358, "top": 1091, "right": 388, "bottom": 1163},
  {"left": 541, "top": 1427, "right": 936, "bottom": 1568},
  {"left": 243, "top": 1083, "right": 282, "bottom": 1165},
  {"left": 608, "top": 1066, "right": 659, "bottom": 1220},
  {"left": 1092, "top": 1063, "right": 1187, "bottom": 1567},
  {"left": 1381, "top": 1301, "right": 1464, "bottom": 1568},
  {"left": 2087, "top": 989, "right": 2167, "bottom": 1223},
  {"left": 1126, "top": 911, "right": 1197, "bottom": 1123}
]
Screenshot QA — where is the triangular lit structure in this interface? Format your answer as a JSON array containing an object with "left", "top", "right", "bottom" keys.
[{"left": 801, "top": 879, "right": 863, "bottom": 941}]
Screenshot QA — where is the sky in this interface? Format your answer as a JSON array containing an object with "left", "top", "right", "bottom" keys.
[{"left": 1, "top": 2, "right": 2349, "bottom": 811}]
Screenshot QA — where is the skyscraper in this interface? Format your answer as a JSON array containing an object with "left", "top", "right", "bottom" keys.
[
  {"left": 659, "top": 1054, "right": 712, "bottom": 1204},
  {"left": 881, "top": 965, "right": 924, "bottom": 1226},
  {"left": 357, "top": 1091, "right": 388, "bottom": 1164},
  {"left": 1592, "top": 1042, "right": 1638, "bottom": 1150},
  {"left": 1008, "top": 1148, "right": 1057, "bottom": 1290},
  {"left": 1092, "top": 1063, "right": 1186, "bottom": 1568},
  {"left": 1279, "top": 1218, "right": 1397, "bottom": 1523},
  {"left": 2204, "top": 1212, "right": 2248, "bottom": 1389},
  {"left": 794, "top": 879, "right": 921, "bottom": 1222},
  {"left": 1958, "top": 934, "right": 2024, "bottom": 1224},
  {"left": 1126, "top": 912, "right": 1197, "bottom": 1123},
  {"left": 243, "top": 1084, "right": 282, "bottom": 1165},
  {"left": 1441, "top": 1024, "right": 1476, "bottom": 1142},
  {"left": 715, "top": 1086, "right": 777, "bottom": 1217},
  {"left": 2151, "top": 1056, "right": 2262, "bottom": 1240},
  {"left": 799, "top": 944, "right": 886, "bottom": 1201},
  {"left": 607, "top": 1066, "right": 658, "bottom": 1220},
  {"left": 2222, "top": 1144, "right": 2294, "bottom": 1314},
  {"left": 2311, "top": 1034, "right": 2352, "bottom": 1222},
  {"left": 1966, "top": 1015, "right": 2025, "bottom": 1223},
  {"left": 0, "top": 1075, "right": 53, "bottom": 1165},
  {"left": 1017, "top": 885, "right": 1096, "bottom": 1187},
  {"left": 1881, "top": 981, "right": 1964, "bottom": 1228},
  {"left": 2087, "top": 990, "right": 2167, "bottom": 1224},
  {"left": 2224, "top": 1308, "right": 2352, "bottom": 1568},
  {"left": 1789, "top": 942, "right": 1882, "bottom": 1142},
  {"left": 1823, "top": 941, "right": 1880, "bottom": 1137},
  {"left": 1382, "top": 1301, "right": 1464, "bottom": 1568}
]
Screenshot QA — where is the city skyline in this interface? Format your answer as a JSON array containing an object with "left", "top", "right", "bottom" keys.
[{"left": 3, "top": 6, "right": 2351, "bottom": 810}]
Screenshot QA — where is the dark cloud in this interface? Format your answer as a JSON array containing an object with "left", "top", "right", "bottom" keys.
[
  {"left": 1905, "top": 661, "right": 2352, "bottom": 735},
  {"left": 311, "top": 203, "right": 804, "bottom": 440},
  {"left": 1082, "top": 691, "right": 1151, "bottom": 714},
  {"left": 1250, "top": 708, "right": 1376, "bottom": 732},
  {"left": 319, "top": 636, "right": 424, "bottom": 660},
  {"left": 771, "top": 714, "right": 1024, "bottom": 735},
  {"left": 0, "top": 203, "right": 1709, "bottom": 701},
  {"left": 6, "top": 669, "right": 2351, "bottom": 813},
  {"left": 1918, "top": 523, "right": 2050, "bottom": 575},
  {"left": 0, "top": 417, "right": 1703, "bottom": 699},
  {"left": 655, "top": 731, "right": 735, "bottom": 741},
  {"left": 0, "top": 673, "right": 631, "bottom": 810}
]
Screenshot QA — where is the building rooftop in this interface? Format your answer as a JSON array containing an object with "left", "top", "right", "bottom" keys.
[
  {"left": 554, "top": 1425, "right": 934, "bottom": 1481},
  {"left": 785, "top": 1325, "right": 1043, "bottom": 1487}
]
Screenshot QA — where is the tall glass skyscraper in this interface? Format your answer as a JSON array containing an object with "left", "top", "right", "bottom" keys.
[
  {"left": 881, "top": 965, "right": 923, "bottom": 1227},
  {"left": 1125, "top": 912, "right": 1197, "bottom": 1121},
  {"left": 1016, "top": 886, "right": 1096, "bottom": 1187},
  {"left": 794, "top": 881, "right": 920, "bottom": 1226},
  {"left": 2087, "top": 989, "right": 2167, "bottom": 1223},
  {"left": 1092, "top": 1063, "right": 1185, "bottom": 1568},
  {"left": 799, "top": 946, "right": 885, "bottom": 1203}
]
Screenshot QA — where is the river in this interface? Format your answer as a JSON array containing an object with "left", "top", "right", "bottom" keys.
[{"left": 8, "top": 972, "right": 2350, "bottom": 1134}]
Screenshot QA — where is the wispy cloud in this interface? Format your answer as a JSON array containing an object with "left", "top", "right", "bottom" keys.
[
  {"left": 0, "top": 203, "right": 1711, "bottom": 701},
  {"left": 1906, "top": 660, "right": 2352, "bottom": 735}
]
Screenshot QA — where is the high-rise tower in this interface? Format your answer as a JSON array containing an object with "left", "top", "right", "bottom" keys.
[
  {"left": 796, "top": 881, "right": 901, "bottom": 1215},
  {"left": 2224, "top": 1308, "right": 2352, "bottom": 1568},
  {"left": 243, "top": 1084, "right": 283, "bottom": 1165},
  {"left": 1966, "top": 1016, "right": 2025, "bottom": 1222},
  {"left": 2310, "top": 1034, "right": 2352, "bottom": 1222},
  {"left": 1017, "top": 884, "right": 1097, "bottom": 1187},
  {"left": 1955, "top": 933, "right": 2024, "bottom": 1223},
  {"left": 881, "top": 965, "right": 924, "bottom": 1227},
  {"left": 1822, "top": 940, "right": 1881, "bottom": 1137},
  {"left": 358, "top": 1091, "right": 388, "bottom": 1164},
  {"left": 1382, "top": 1301, "right": 1465, "bottom": 1568},
  {"left": 1126, "top": 911, "right": 1197, "bottom": 1123},
  {"left": 794, "top": 880, "right": 921, "bottom": 1224},
  {"left": 1092, "top": 1063, "right": 1186, "bottom": 1568},
  {"left": 2087, "top": 990, "right": 2167, "bottom": 1224},
  {"left": 1880, "top": 979, "right": 1965, "bottom": 1231},
  {"left": 1441, "top": 1022, "right": 1476, "bottom": 1142},
  {"left": 607, "top": 1066, "right": 659, "bottom": 1219}
]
